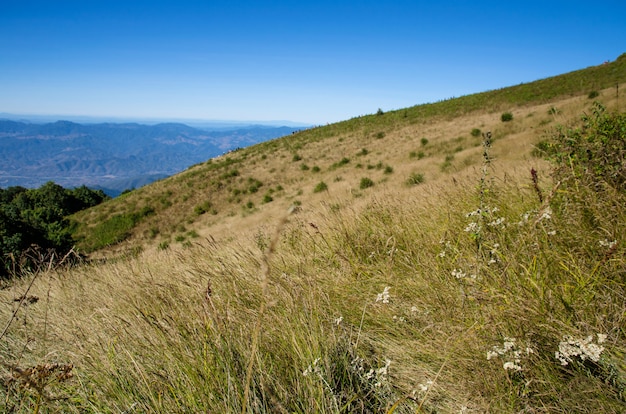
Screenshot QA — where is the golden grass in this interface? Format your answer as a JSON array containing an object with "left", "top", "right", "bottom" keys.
[{"left": 2, "top": 84, "right": 626, "bottom": 412}]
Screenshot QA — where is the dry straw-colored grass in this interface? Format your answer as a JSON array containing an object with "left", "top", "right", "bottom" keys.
[{"left": 2, "top": 85, "right": 626, "bottom": 412}]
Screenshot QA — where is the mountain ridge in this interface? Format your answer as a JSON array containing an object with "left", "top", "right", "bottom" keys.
[{"left": 0, "top": 120, "right": 299, "bottom": 195}]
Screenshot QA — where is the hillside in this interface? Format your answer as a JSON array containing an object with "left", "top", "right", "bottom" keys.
[
  {"left": 72, "top": 54, "right": 625, "bottom": 256},
  {"left": 1, "top": 56, "right": 625, "bottom": 413}
]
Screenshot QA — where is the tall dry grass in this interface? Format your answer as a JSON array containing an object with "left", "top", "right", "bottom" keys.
[{"left": 2, "top": 97, "right": 626, "bottom": 412}]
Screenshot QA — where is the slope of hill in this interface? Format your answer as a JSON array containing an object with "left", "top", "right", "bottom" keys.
[
  {"left": 0, "top": 121, "right": 298, "bottom": 195},
  {"left": 1, "top": 55, "right": 625, "bottom": 413},
  {"left": 72, "top": 54, "right": 625, "bottom": 255}
]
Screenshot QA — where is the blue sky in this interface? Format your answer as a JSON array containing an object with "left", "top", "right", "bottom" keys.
[{"left": 1, "top": 1, "right": 625, "bottom": 125}]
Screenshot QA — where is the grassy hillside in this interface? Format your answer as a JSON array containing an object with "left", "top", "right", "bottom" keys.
[
  {"left": 70, "top": 54, "right": 626, "bottom": 257},
  {"left": 1, "top": 56, "right": 625, "bottom": 412}
]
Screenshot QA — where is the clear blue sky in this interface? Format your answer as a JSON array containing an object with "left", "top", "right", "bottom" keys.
[{"left": 1, "top": 1, "right": 625, "bottom": 125}]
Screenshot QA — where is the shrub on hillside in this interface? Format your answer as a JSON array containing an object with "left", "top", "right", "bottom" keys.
[
  {"left": 548, "top": 102, "right": 626, "bottom": 192},
  {"left": 313, "top": 181, "right": 328, "bottom": 193},
  {"left": 359, "top": 177, "right": 375, "bottom": 190},
  {"left": 406, "top": 172, "right": 424, "bottom": 186},
  {"left": 501, "top": 112, "right": 514, "bottom": 122}
]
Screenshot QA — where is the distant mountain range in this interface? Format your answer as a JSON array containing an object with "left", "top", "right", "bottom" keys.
[{"left": 0, "top": 120, "right": 301, "bottom": 196}]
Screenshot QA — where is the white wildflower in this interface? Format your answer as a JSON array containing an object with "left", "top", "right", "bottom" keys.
[
  {"left": 488, "top": 217, "right": 505, "bottom": 227},
  {"left": 351, "top": 357, "right": 364, "bottom": 372},
  {"left": 438, "top": 250, "right": 446, "bottom": 258},
  {"left": 487, "top": 337, "right": 534, "bottom": 372},
  {"left": 503, "top": 361, "right": 523, "bottom": 371},
  {"left": 410, "top": 306, "right": 418, "bottom": 313},
  {"left": 538, "top": 206, "right": 552, "bottom": 221},
  {"left": 365, "top": 359, "right": 392, "bottom": 387},
  {"left": 464, "top": 222, "right": 481, "bottom": 233},
  {"left": 376, "top": 286, "right": 391, "bottom": 303},
  {"left": 486, "top": 350, "right": 499, "bottom": 360},
  {"left": 555, "top": 334, "right": 606, "bottom": 366},
  {"left": 451, "top": 269, "right": 467, "bottom": 279},
  {"left": 599, "top": 239, "right": 617, "bottom": 249},
  {"left": 418, "top": 379, "right": 433, "bottom": 392},
  {"left": 334, "top": 316, "right": 343, "bottom": 326},
  {"left": 547, "top": 230, "right": 557, "bottom": 236}
]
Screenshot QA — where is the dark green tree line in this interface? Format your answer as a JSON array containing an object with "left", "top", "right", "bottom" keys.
[{"left": 0, "top": 182, "right": 109, "bottom": 277}]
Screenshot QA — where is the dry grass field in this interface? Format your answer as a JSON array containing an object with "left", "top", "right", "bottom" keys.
[{"left": 1, "top": 57, "right": 626, "bottom": 412}]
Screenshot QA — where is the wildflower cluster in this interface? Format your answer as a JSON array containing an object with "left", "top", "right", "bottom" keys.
[
  {"left": 364, "top": 359, "right": 391, "bottom": 388},
  {"left": 487, "top": 337, "right": 534, "bottom": 372},
  {"left": 376, "top": 286, "right": 391, "bottom": 304},
  {"left": 464, "top": 206, "right": 505, "bottom": 237},
  {"left": 487, "top": 243, "right": 500, "bottom": 265},
  {"left": 555, "top": 334, "right": 607, "bottom": 366},
  {"left": 599, "top": 239, "right": 617, "bottom": 249},
  {"left": 412, "top": 379, "right": 434, "bottom": 398},
  {"left": 351, "top": 357, "right": 392, "bottom": 388},
  {"left": 438, "top": 239, "right": 452, "bottom": 258},
  {"left": 451, "top": 268, "right": 477, "bottom": 282}
]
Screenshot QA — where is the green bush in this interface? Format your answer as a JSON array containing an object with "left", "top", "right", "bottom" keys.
[
  {"left": 331, "top": 157, "right": 350, "bottom": 169},
  {"left": 359, "top": 177, "right": 375, "bottom": 189},
  {"left": 501, "top": 112, "right": 514, "bottom": 122},
  {"left": 406, "top": 172, "right": 424, "bottom": 186},
  {"left": 588, "top": 90, "right": 599, "bottom": 99},
  {"left": 313, "top": 181, "right": 328, "bottom": 193},
  {"left": 548, "top": 103, "right": 626, "bottom": 192},
  {"left": 194, "top": 201, "right": 213, "bottom": 215},
  {"left": 471, "top": 128, "right": 482, "bottom": 137},
  {"left": 421, "top": 137, "right": 429, "bottom": 146},
  {"left": 247, "top": 178, "right": 263, "bottom": 193}
]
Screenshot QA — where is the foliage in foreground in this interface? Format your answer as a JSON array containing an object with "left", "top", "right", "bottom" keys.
[{"left": 1, "top": 109, "right": 625, "bottom": 412}]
